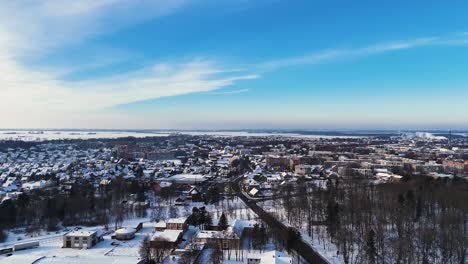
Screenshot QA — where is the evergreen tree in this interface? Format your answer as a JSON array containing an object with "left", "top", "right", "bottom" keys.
[
  {"left": 218, "top": 212, "right": 228, "bottom": 231},
  {"left": 187, "top": 207, "right": 200, "bottom": 226},
  {"left": 204, "top": 212, "right": 213, "bottom": 230}
]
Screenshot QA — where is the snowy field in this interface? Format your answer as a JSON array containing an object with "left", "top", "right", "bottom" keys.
[
  {"left": 179, "top": 131, "right": 363, "bottom": 139},
  {"left": 0, "top": 130, "right": 170, "bottom": 141},
  {"left": 0, "top": 130, "right": 365, "bottom": 142},
  {"left": 0, "top": 217, "right": 155, "bottom": 264}
]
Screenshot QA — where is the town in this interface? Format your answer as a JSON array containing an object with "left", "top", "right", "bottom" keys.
[
  {"left": 0, "top": 131, "right": 467, "bottom": 264},
  {"left": 3, "top": 0, "right": 468, "bottom": 263}
]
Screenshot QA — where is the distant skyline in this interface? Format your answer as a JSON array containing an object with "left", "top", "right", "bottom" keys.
[{"left": 1, "top": 1, "right": 468, "bottom": 129}]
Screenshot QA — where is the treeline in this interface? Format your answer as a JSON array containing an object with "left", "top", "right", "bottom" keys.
[
  {"left": 0, "top": 176, "right": 148, "bottom": 240},
  {"left": 267, "top": 176, "right": 468, "bottom": 264}
]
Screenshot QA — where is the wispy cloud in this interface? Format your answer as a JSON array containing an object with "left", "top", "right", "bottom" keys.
[
  {"left": 210, "top": 88, "right": 250, "bottom": 95},
  {"left": 0, "top": 0, "right": 189, "bottom": 56},
  {"left": 0, "top": 1, "right": 259, "bottom": 128},
  {"left": 258, "top": 36, "right": 468, "bottom": 71}
]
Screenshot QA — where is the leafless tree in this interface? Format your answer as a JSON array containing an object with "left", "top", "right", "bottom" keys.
[
  {"left": 151, "top": 237, "right": 172, "bottom": 264},
  {"left": 208, "top": 240, "right": 224, "bottom": 264},
  {"left": 139, "top": 236, "right": 152, "bottom": 264}
]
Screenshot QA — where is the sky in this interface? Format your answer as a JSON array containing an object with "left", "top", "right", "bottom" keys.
[{"left": 1, "top": 0, "right": 468, "bottom": 130}]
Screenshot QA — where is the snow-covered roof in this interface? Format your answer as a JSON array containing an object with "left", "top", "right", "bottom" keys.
[
  {"left": 167, "top": 217, "right": 187, "bottom": 224},
  {"left": 152, "top": 230, "right": 183, "bottom": 242},
  {"left": 115, "top": 228, "right": 136, "bottom": 235},
  {"left": 249, "top": 188, "right": 259, "bottom": 196},
  {"left": 195, "top": 230, "right": 220, "bottom": 239},
  {"left": 66, "top": 230, "right": 97, "bottom": 237},
  {"left": 167, "top": 174, "right": 207, "bottom": 183}
]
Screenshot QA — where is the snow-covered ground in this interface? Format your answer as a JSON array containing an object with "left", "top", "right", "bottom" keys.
[
  {"left": 179, "top": 131, "right": 362, "bottom": 139},
  {"left": 0, "top": 129, "right": 367, "bottom": 141},
  {"left": 0, "top": 217, "right": 153, "bottom": 264},
  {"left": 301, "top": 227, "right": 343, "bottom": 264},
  {"left": 259, "top": 198, "right": 345, "bottom": 264},
  {"left": 401, "top": 132, "right": 447, "bottom": 140},
  {"left": 0, "top": 130, "right": 169, "bottom": 141},
  {"left": 0, "top": 196, "right": 259, "bottom": 264}
]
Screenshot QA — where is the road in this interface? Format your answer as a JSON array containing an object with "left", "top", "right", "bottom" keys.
[{"left": 230, "top": 177, "right": 330, "bottom": 264}]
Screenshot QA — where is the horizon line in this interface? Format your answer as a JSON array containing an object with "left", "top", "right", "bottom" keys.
[{"left": 0, "top": 128, "right": 464, "bottom": 132}]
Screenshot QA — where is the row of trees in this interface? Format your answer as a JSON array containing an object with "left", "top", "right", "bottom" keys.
[{"left": 0, "top": 176, "right": 148, "bottom": 241}]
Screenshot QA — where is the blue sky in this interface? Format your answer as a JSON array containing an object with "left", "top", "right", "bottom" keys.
[{"left": 1, "top": 0, "right": 468, "bottom": 129}]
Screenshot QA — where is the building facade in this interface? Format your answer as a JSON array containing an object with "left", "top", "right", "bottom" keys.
[{"left": 63, "top": 231, "right": 98, "bottom": 249}]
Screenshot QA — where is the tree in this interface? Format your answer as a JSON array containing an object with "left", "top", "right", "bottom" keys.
[
  {"left": 252, "top": 223, "right": 267, "bottom": 251},
  {"left": 136, "top": 189, "right": 146, "bottom": 202},
  {"left": 135, "top": 166, "right": 144, "bottom": 178},
  {"left": 151, "top": 237, "right": 172, "bottom": 264},
  {"left": 139, "top": 236, "right": 152, "bottom": 264},
  {"left": 187, "top": 207, "right": 200, "bottom": 226},
  {"left": 366, "top": 229, "right": 376, "bottom": 264},
  {"left": 209, "top": 240, "right": 223, "bottom": 264},
  {"left": 204, "top": 212, "right": 213, "bottom": 230},
  {"left": 17, "top": 193, "right": 30, "bottom": 208},
  {"left": 113, "top": 203, "right": 124, "bottom": 230},
  {"left": 152, "top": 204, "right": 164, "bottom": 222},
  {"left": 218, "top": 212, "right": 228, "bottom": 231},
  {"left": 414, "top": 196, "right": 422, "bottom": 222},
  {"left": 169, "top": 206, "right": 178, "bottom": 219},
  {"left": 0, "top": 228, "right": 7, "bottom": 243},
  {"left": 326, "top": 199, "right": 339, "bottom": 237},
  {"left": 286, "top": 227, "right": 301, "bottom": 251},
  {"left": 179, "top": 243, "right": 200, "bottom": 264},
  {"left": 206, "top": 187, "right": 220, "bottom": 203}
]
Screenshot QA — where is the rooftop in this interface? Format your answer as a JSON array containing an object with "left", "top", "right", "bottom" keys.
[{"left": 66, "top": 230, "right": 97, "bottom": 237}]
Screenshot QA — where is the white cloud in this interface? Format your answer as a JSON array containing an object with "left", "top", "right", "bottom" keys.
[
  {"left": 67, "top": 61, "right": 258, "bottom": 109},
  {"left": 0, "top": 1, "right": 259, "bottom": 128},
  {"left": 0, "top": 0, "right": 188, "bottom": 56},
  {"left": 210, "top": 88, "right": 250, "bottom": 95},
  {"left": 259, "top": 36, "right": 468, "bottom": 71},
  {"left": 260, "top": 49, "right": 346, "bottom": 71},
  {"left": 355, "top": 37, "right": 438, "bottom": 54}
]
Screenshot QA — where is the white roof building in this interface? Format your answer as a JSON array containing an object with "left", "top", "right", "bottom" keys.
[{"left": 152, "top": 230, "right": 183, "bottom": 243}]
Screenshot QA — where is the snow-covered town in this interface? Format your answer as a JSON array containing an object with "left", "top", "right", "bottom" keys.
[
  {"left": 0, "top": 131, "right": 467, "bottom": 263},
  {"left": 3, "top": 0, "right": 468, "bottom": 263}
]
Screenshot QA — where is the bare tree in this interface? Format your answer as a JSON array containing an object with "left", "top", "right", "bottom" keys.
[
  {"left": 208, "top": 240, "right": 223, "bottom": 264},
  {"left": 113, "top": 203, "right": 124, "bottom": 230},
  {"left": 139, "top": 236, "right": 152, "bottom": 264},
  {"left": 151, "top": 237, "right": 172, "bottom": 264},
  {"left": 179, "top": 244, "right": 200, "bottom": 264}
]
